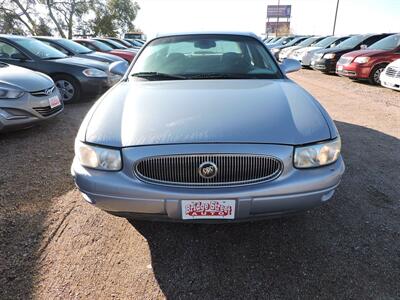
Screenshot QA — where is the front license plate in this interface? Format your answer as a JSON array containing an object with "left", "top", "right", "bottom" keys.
[
  {"left": 337, "top": 65, "right": 343, "bottom": 71},
  {"left": 49, "top": 96, "right": 61, "bottom": 108},
  {"left": 181, "top": 200, "right": 236, "bottom": 220}
]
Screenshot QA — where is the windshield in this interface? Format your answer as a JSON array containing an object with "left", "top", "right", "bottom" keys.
[
  {"left": 285, "top": 37, "right": 306, "bottom": 47},
  {"left": 57, "top": 39, "right": 92, "bottom": 54},
  {"left": 314, "top": 36, "right": 338, "bottom": 48},
  {"left": 131, "top": 35, "right": 282, "bottom": 79},
  {"left": 125, "top": 33, "right": 142, "bottom": 39},
  {"left": 14, "top": 38, "right": 67, "bottom": 59},
  {"left": 90, "top": 40, "right": 113, "bottom": 51},
  {"left": 297, "top": 37, "right": 319, "bottom": 47},
  {"left": 100, "top": 39, "right": 127, "bottom": 49},
  {"left": 368, "top": 34, "right": 400, "bottom": 51},
  {"left": 336, "top": 35, "right": 368, "bottom": 49}
]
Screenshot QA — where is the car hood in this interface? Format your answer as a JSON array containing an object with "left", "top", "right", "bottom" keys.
[
  {"left": 86, "top": 51, "right": 125, "bottom": 62},
  {"left": 341, "top": 49, "right": 389, "bottom": 58},
  {"left": 281, "top": 45, "right": 299, "bottom": 52},
  {"left": 388, "top": 58, "right": 400, "bottom": 67},
  {"left": 54, "top": 56, "right": 109, "bottom": 71},
  {"left": 300, "top": 46, "right": 321, "bottom": 53},
  {"left": 110, "top": 49, "right": 136, "bottom": 56},
  {"left": 0, "top": 64, "right": 53, "bottom": 92},
  {"left": 84, "top": 79, "right": 332, "bottom": 147},
  {"left": 317, "top": 47, "right": 354, "bottom": 56}
]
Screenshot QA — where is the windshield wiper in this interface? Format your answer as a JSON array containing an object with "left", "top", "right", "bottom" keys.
[
  {"left": 42, "top": 56, "right": 64, "bottom": 60},
  {"left": 186, "top": 73, "right": 255, "bottom": 79},
  {"left": 131, "top": 72, "right": 187, "bottom": 80}
]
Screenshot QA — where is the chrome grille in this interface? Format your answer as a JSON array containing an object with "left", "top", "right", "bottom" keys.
[
  {"left": 33, "top": 105, "right": 63, "bottom": 117},
  {"left": 385, "top": 67, "right": 400, "bottom": 78},
  {"left": 134, "top": 154, "right": 283, "bottom": 187},
  {"left": 338, "top": 56, "right": 353, "bottom": 65},
  {"left": 30, "top": 86, "right": 55, "bottom": 97}
]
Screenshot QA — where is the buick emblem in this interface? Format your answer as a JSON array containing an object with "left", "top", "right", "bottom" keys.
[{"left": 199, "top": 161, "right": 218, "bottom": 179}]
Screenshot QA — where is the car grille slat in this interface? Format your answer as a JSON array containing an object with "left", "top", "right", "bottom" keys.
[
  {"left": 32, "top": 105, "right": 63, "bottom": 117},
  {"left": 338, "top": 56, "right": 353, "bottom": 65},
  {"left": 385, "top": 67, "right": 400, "bottom": 78},
  {"left": 134, "top": 154, "right": 283, "bottom": 187}
]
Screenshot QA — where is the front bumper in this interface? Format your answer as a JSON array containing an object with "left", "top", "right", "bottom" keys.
[
  {"left": 336, "top": 63, "right": 371, "bottom": 79},
  {"left": 79, "top": 76, "right": 113, "bottom": 98},
  {"left": 311, "top": 58, "right": 337, "bottom": 73},
  {"left": 71, "top": 143, "right": 345, "bottom": 222},
  {"left": 380, "top": 72, "right": 400, "bottom": 91},
  {"left": 0, "top": 89, "right": 63, "bottom": 132}
]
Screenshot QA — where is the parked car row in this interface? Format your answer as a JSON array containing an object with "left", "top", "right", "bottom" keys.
[
  {"left": 0, "top": 34, "right": 146, "bottom": 132},
  {"left": 265, "top": 33, "right": 400, "bottom": 90}
]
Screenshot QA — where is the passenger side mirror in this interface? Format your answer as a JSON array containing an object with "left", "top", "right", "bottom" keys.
[
  {"left": 280, "top": 58, "right": 301, "bottom": 74},
  {"left": 360, "top": 44, "right": 368, "bottom": 50},
  {"left": 109, "top": 61, "right": 129, "bottom": 76}
]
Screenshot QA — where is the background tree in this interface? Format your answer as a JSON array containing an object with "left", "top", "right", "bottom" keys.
[
  {"left": 0, "top": 0, "right": 38, "bottom": 35},
  {"left": 90, "top": 0, "right": 140, "bottom": 37},
  {"left": 42, "top": 0, "right": 91, "bottom": 38}
]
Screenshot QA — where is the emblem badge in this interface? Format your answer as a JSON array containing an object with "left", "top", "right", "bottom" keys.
[{"left": 198, "top": 161, "right": 218, "bottom": 179}]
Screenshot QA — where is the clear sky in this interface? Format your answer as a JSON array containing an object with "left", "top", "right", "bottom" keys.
[{"left": 134, "top": 0, "right": 400, "bottom": 38}]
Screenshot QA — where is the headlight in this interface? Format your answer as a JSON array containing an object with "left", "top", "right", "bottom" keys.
[
  {"left": 75, "top": 140, "right": 122, "bottom": 171},
  {"left": 0, "top": 87, "right": 24, "bottom": 99},
  {"left": 323, "top": 53, "right": 336, "bottom": 59},
  {"left": 354, "top": 57, "right": 370, "bottom": 64},
  {"left": 82, "top": 68, "right": 108, "bottom": 78},
  {"left": 271, "top": 48, "right": 280, "bottom": 53},
  {"left": 294, "top": 137, "right": 341, "bottom": 168}
]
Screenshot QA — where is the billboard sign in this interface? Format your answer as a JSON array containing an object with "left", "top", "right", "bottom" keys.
[{"left": 267, "top": 5, "right": 291, "bottom": 18}]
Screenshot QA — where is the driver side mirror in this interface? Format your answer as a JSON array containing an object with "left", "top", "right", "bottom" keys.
[
  {"left": 11, "top": 52, "right": 28, "bottom": 61},
  {"left": 360, "top": 44, "right": 368, "bottom": 50},
  {"left": 280, "top": 58, "right": 301, "bottom": 74},
  {"left": 109, "top": 61, "right": 129, "bottom": 76}
]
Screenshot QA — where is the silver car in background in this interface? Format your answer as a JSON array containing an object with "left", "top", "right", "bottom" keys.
[
  {"left": 72, "top": 32, "right": 345, "bottom": 222},
  {"left": 0, "top": 63, "right": 63, "bottom": 132}
]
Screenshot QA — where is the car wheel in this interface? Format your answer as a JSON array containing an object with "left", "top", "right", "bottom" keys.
[
  {"left": 369, "top": 64, "right": 387, "bottom": 85},
  {"left": 53, "top": 75, "right": 81, "bottom": 103}
]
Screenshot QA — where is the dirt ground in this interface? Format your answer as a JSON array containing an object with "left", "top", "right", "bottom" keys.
[{"left": 0, "top": 69, "right": 399, "bottom": 299}]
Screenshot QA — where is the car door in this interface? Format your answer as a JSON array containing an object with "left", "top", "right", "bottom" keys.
[
  {"left": 0, "top": 40, "right": 51, "bottom": 74},
  {"left": 0, "top": 41, "right": 31, "bottom": 68}
]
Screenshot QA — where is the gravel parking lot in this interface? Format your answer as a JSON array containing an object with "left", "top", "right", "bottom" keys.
[{"left": 1, "top": 69, "right": 399, "bottom": 299}]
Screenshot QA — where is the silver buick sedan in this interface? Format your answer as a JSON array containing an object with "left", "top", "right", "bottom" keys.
[{"left": 72, "top": 32, "right": 345, "bottom": 222}]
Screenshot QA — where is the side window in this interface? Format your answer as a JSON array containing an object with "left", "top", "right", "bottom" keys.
[
  {"left": 0, "top": 41, "right": 22, "bottom": 59},
  {"left": 364, "top": 36, "right": 384, "bottom": 47}
]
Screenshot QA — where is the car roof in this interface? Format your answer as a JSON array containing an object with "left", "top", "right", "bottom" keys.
[
  {"left": 0, "top": 34, "right": 31, "bottom": 40},
  {"left": 34, "top": 36, "right": 61, "bottom": 41},
  {"left": 155, "top": 31, "right": 260, "bottom": 39}
]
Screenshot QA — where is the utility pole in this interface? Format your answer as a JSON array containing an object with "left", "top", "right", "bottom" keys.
[
  {"left": 276, "top": 0, "right": 280, "bottom": 36},
  {"left": 333, "top": 0, "right": 340, "bottom": 35}
]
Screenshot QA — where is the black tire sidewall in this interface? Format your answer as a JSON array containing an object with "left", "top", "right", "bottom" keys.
[
  {"left": 53, "top": 74, "right": 81, "bottom": 103},
  {"left": 369, "top": 64, "right": 387, "bottom": 85}
]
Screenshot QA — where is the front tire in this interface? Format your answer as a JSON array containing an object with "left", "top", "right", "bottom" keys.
[
  {"left": 369, "top": 64, "right": 387, "bottom": 85},
  {"left": 53, "top": 74, "right": 81, "bottom": 103}
]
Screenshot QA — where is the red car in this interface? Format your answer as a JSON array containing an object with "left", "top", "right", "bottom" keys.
[
  {"left": 74, "top": 39, "right": 136, "bottom": 63},
  {"left": 336, "top": 33, "right": 400, "bottom": 84}
]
